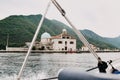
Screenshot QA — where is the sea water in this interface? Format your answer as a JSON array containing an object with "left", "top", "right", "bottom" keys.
[{"left": 0, "top": 52, "right": 120, "bottom": 80}]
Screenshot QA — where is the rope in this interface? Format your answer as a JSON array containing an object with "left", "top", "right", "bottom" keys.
[
  {"left": 111, "top": 57, "right": 120, "bottom": 62},
  {"left": 86, "top": 66, "right": 98, "bottom": 72},
  {"left": 107, "top": 58, "right": 120, "bottom": 69},
  {"left": 38, "top": 77, "right": 58, "bottom": 80},
  {"left": 17, "top": 1, "right": 51, "bottom": 80},
  {"left": 107, "top": 60, "right": 116, "bottom": 70},
  {"left": 51, "top": 0, "right": 66, "bottom": 16},
  {"left": 64, "top": 16, "right": 99, "bottom": 60},
  {"left": 51, "top": 0, "right": 100, "bottom": 60}
]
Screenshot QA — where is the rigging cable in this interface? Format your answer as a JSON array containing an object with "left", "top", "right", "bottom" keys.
[
  {"left": 38, "top": 76, "right": 58, "bottom": 80},
  {"left": 17, "top": 1, "right": 51, "bottom": 80},
  {"left": 51, "top": 0, "right": 100, "bottom": 61},
  {"left": 111, "top": 57, "right": 120, "bottom": 62}
]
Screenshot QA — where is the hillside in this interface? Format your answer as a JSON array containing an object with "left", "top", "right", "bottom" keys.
[
  {"left": 105, "top": 36, "right": 120, "bottom": 48},
  {"left": 0, "top": 14, "right": 118, "bottom": 50},
  {"left": 81, "top": 29, "right": 119, "bottom": 49}
]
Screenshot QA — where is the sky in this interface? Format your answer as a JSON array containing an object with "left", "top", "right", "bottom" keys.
[{"left": 0, "top": 0, "right": 120, "bottom": 38}]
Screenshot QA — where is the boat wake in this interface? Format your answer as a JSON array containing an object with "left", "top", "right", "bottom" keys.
[{"left": 0, "top": 72, "right": 48, "bottom": 80}]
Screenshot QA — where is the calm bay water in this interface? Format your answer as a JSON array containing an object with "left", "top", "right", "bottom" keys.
[{"left": 0, "top": 52, "right": 120, "bottom": 80}]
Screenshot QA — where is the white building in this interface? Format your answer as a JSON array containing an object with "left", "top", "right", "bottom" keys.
[
  {"left": 6, "top": 46, "right": 28, "bottom": 51},
  {"left": 40, "top": 29, "right": 76, "bottom": 51},
  {"left": 81, "top": 44, "right": 99, "bottom": 51}
]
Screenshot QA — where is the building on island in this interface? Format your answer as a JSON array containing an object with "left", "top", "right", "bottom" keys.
[
  {"left": 51, "top": 29, "right": 76, "bottom": 51},
  {"left": 33, "top": 29, "right": 76, "bottom": 51},
  {"left": 81, "top": 44, "right": 99, "bottom": 51}
]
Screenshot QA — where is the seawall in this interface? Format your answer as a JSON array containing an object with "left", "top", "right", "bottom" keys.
[{"left": 0, "top": 50, "right": 120, "bottom": 53}]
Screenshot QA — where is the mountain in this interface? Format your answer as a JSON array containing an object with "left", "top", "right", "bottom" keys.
[
  {"left": 83, "top": 29, "right": 120, "bottom": 49},
  {"left": 81, "top": 29, "right": 119, "bottom": 49},
  {"left": 0, "top": 14, "right": 77, "bottom": 49},
  {"left": 105, "top": 36, "right": 120, "bottom": 48},
  {"left": 0, "top": 14, "right": 119, "bottom": 50}
]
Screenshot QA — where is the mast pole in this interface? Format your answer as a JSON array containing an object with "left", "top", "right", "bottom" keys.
[
  {"left": 17, "top": 1, "right": 51, "bottom": 80},
  {"left": 51, "top": 0, "right": 99, "bottom": 60},
  {"left": 6, "top": 34, "right": 9, "bottom": 50}
]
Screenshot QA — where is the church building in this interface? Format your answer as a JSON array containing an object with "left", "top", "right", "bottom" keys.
[{"left": 40, "top": 29, "right": 76, "bottom": 51}]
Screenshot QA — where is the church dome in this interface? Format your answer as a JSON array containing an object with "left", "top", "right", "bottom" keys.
[
  {"left": 62, "top": 29, "right": 67, "bottom": 34},
  {"left": 62, "top": 29, "right": 67, "bottom": 32},
  {"left": 41, "top": 32, "right": 51, "bottom": 39}
]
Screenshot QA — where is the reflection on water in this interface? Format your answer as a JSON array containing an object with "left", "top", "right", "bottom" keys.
[{"left": 0, "top": 52, "right": 120, "bottom": 80}]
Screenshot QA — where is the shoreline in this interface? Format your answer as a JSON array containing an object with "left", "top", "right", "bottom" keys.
[{"left": 0, "top": 50, "right": 120, "bottom": 53}]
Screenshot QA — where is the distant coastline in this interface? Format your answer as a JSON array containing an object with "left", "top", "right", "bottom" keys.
[
  {"left": 0, "top": 14, "right": 120, "bottom": 51},
  {"left": 0, "top": 50, "right": 120, "bottom": 53}
]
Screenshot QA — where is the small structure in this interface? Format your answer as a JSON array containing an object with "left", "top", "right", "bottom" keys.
[
  {"left": 51, "top": 29, "right": 76, "bottom": 51},
  {"left": 6, "top": 34, "right": 28, "bottom": 51},
  {"left": 6, "top": 47, "right": 28, "bottom": 51},
  {"left": 81, "top": 44, "right": 99, "bottom": 51}
]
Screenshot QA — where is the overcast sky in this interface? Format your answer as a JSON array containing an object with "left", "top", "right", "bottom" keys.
[{"left": 0, "top": 0, "right": 120, "bottom": 38}]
